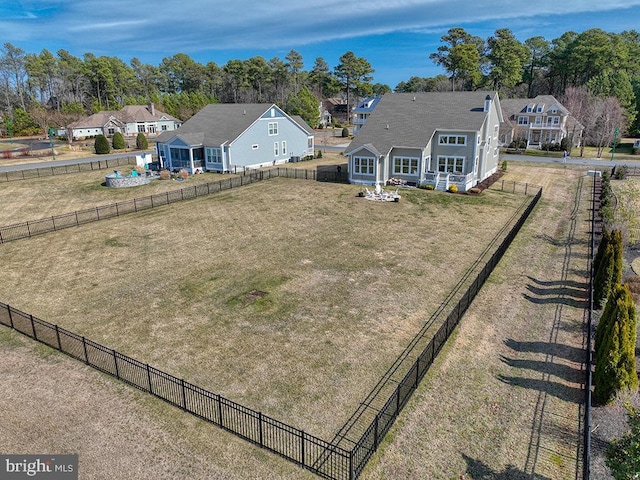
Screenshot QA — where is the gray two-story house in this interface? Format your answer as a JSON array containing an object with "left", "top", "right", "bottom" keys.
[
  {"left": 499, "top": 95, "right": 583, "bottom": 149},
  {"left": 155, "top": 103, "right": 314, "bottom": 174},
  {"left": 345, "top": 92, "right": 503, "bottom": 192}
]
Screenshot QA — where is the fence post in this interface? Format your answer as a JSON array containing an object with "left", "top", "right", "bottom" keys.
[
  {"left": 181, "top": 379, "right": 187, "bottom": 411},
  {"left": 26, "top": 221, "right": 31, "bottom": 238},
  {"left": 301, "top": 430, "right": 305, "bottom": 467},
  {"left": 415, "top": 358, "right": 420, "bottom": 388},
  {"left": 147, "top": 364, "right": 153, "bottom": 393},
  {"left": 55, "top": 324, "right": 61, "bottom": 350},
  {"left": 374, "top": 414, "right": 379, "bottom": 449},
  {"left": 75, "top": 211, "right": 79, "bottom": 227},
  {"left": 30, "top": 315, "right": 37, "bottom": 340},
  {"left": 113, "top": 350, "right": 119, "bottom": 379},
  {"left": 82, "top": 336, "right": 89, "bottom": 365},
  {"left": 134, "top": 198, "right": 138, "bottom": 212},
  {"left": 7, "top": 305, "right": 13, "bottom": 328},
  {"left": 258, "top": 411, "right": 263, "bottom": 447},
  {"left": 217, "top": 394, "right": 224, "bottom": 427},
  {"left": 96, "top": 206, "right": 100, "bottom": 220},
  {"left": 52, "top": 216, "right": 56, "bottom": 231}
]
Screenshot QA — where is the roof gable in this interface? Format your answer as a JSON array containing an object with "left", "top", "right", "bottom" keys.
[{"left": 346, "top": 91, "right": 499, "bottom": 156}]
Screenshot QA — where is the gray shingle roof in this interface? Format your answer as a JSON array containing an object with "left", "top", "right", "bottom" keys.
[
  {"left": 155, "top": 104, "right": 313, "bottom": 146},
  {"left": 346, "top": 91, "right": 498, "bottom": 156}
]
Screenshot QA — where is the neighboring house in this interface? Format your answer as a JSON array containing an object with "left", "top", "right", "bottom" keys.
[
  {"left": 62, "top": 104, "right": 181, "bottom": 140},
  {"left": 352, "top": 96, "right": 382, "bottom": 132},
  {"left": 499, "top": 95, "right": 583, "bottom": 149},
  {"left": 323, "top": 97, "right": 349, "bottom": 125},
  {"left": 345, "top": 91, "right": 503, "bottom": 192},
  {"left": 155, "top": 103, "right": 315, "bottom": 174}
]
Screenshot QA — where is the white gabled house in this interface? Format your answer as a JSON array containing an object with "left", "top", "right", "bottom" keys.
[
  {"left": 155, "top": 103, "right": 315, "bottom": 174},
  {"left": 63, "top": 104, "right": 181, "bottom": 140},
  {"left": 345, "top": 92, "right": 503, "bottom": 192}
]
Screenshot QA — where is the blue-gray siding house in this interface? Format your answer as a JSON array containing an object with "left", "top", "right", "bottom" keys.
[
  {"left": 155, "top": 104, "right": 315, "bottom": 174},
  {"left": 345, "top": 92, "right": 503, "bottom": 192}
]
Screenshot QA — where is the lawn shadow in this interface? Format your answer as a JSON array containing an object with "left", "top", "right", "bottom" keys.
[
  {"left": 523, "top": 293, "right": 588, "bottom": 309},
  {"left": 526, "top": 276, "right": 588, "bottom": 290},
  {"left": 497, "top": 375, "right": 582, "bottom": 403},
  {"left": 462, "top": 453, "right": 552, "bottom": 480},
  {"left": 499, "top": 355, "right": 583, "bottom": 383},
  {"left": 504, "top": 339, "right": 584, "bottom": 362},
  {"left": 523, "top": 276, "right": 588, "bottom": 309}
]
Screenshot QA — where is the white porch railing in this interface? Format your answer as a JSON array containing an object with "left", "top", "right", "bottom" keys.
[{"left": 423, "top": 171, "right": 474, "bottom": 191}]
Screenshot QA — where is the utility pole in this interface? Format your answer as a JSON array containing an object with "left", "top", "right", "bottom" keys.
[
  {"left": 611, "top": 128, "right": 619, "bottom": 162},
  {"left": 48, "top": 127, "right": 56, "bottom": 161}
]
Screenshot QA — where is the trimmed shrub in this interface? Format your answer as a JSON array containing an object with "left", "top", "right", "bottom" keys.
[
  {"left": 112, "top": 131, "right": 125, "bottom": 150},
  {"left": 316, "top": 150, "right": 323, "bottom": 158},
  {"left": 136, "top": 132, "right": 148, "bottom": 150},
  {"left": 501, "top": 160, "right": 507, "bottom": 171},
  {"left": 594, "top": 284, "right": 638, "bottom": 404},
  {"left": 594, "top": 229, "right": 623, "bottom": 309},
  {"left": 341, "top": 127, "right": 349, "bottom": 138},
  {"left": 606, "top": 403, "right": 640, "bottom": 478},
  {"left": 94, "top": 134, "right": 110, "bottom": 154},
  {"left": 159, "top": 169, "right": 171, "bottom": 180},
  {"left": 448, "top": 184, "right": 458, "bottom": 193},
  {"left": 178, "top": 169, "right": 189, "bottom": 180}
]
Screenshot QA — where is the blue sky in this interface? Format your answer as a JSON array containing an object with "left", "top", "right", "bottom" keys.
[{"left": 2, "top": 1, "right": 640, "bottom": 88}]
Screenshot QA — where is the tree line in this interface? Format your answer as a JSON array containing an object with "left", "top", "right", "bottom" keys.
[{"left": 1, "top": 26, "right": 640, "bottom": 138}]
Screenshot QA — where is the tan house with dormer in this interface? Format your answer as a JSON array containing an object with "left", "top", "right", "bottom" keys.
[{"left": 62, "top": 104, "right": 181, "bottom": 140}]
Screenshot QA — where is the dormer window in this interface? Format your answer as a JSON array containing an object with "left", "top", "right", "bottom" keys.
[
  {"left": 526, "top": 105, "right": 533, "bottom": 113},
  {"left": 536, "top": 104, "right": 544, "bottom": 113}
]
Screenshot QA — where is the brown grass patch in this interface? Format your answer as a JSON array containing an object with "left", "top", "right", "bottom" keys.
[{"left": 0, "top": 177, "right": 523, "bottom": 440}]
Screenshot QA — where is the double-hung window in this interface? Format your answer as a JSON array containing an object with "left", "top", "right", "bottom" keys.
[
  {"left": 268, "top": 122, "right": 278, "bottom": 135},
  {"left": 393, "top": 157, "right": 418, "bottom": 175},
  {"left": 437, "top": 156, "right": 464, "bottom": 173},
  {"left": 354, "top": 157, "right": 374, "bottom": 175}
]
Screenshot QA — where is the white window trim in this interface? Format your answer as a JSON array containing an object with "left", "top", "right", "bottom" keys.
[
  {"left": 438, "top": 134, "right": 467, "bottom": 146},
  {"left": 518, "top": 116, "right": 529, "bottom": 125},
  {"left": 281, "top": 141, "right": 287, "bottom": 156},
  {"left": 437, "top": 155, "right": 465, "bottom": 173},
  {"left": 353, "top": 156, "right": 375, "bottom": 175},
  {"left": 392, "top": 156, "right": 419, "bottom": 176},
  {"left": 252, "top": 144, "right": 259, "bottom": 150},
  {"left": 274, "top": 142, "right": 279, "bottom": 157},
  {"left": 268, "top": 122, "right": 278, "bottom": 136}
]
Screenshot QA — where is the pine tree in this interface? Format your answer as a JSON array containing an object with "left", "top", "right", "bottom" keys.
[
  {"left": 136, "top": 132, "right": 148, "bottom": 150},
  {"left": 94, "top": 134, "right": 110, "bottom": 154},
  {"left": 593, "top": 229, "right": 611, "bottom": 277},
  {"left": 112, "top": 131, "right": 125, "bottom": 150},
  {"left": 594, "top": 284, "right": 638, "bottom": 404},
  {"left": 594, "top": 229, "right": 623, "bottom": 309}
]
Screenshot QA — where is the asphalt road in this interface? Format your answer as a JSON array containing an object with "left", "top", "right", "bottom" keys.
[
  {"left": 502, "top": 153, "right": 640, "bottom": 169},
  {"left": 0, "top": 150, "right": 155, "bottom": 172},
  {"left": 1, "top": 147, "right": 637, "bottom": 173}
]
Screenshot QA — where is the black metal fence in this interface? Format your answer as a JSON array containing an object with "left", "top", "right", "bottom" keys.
[
  {"left": 0, "top": 168, "right": 544, "bottom": 479},
  {"left": 349, "top": 186, "right": 542, "bottom": 477},
  {"left": 0, "top": 156, "right": 138, "bottom": 182},
  {"left": 0, "top": 302, "right": 352, "bottom": 480},
  {"left": 583, "top": 174, "right": 599, "bottom": 480},
  {"left": 0, "top": 170, "right": 267, "bottom": 244}
]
